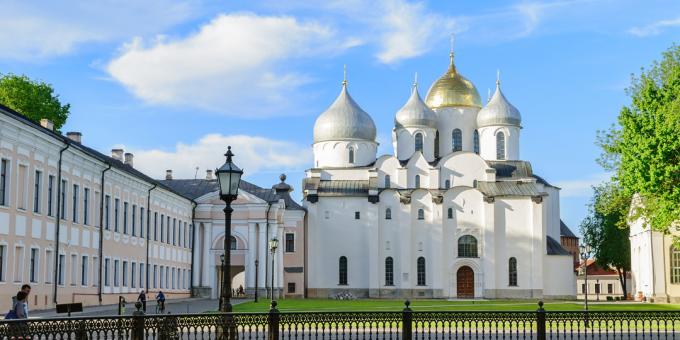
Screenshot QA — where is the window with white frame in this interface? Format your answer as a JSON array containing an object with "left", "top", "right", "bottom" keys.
[
  {"left": 154, "top": 265, "right": 158, "bottom": 288},
  {"left": 285, "top": 233, "right": 295, "bottom": 252},
  {"left": 473, "top": 130, "right": 480, "bottom": 154},
  {"left": 0, "top": 245, "right": 6, "bottom": 281},
  {"left": 114, "top": 198, "right": 120, "bottom": 232},
  {"left": 58, "top": 254, "right": 65, "bottom": 285},
  {"left": 348, "top": 147, "right": 355, "bottom": 164},
  {"left": 114, "top": 259, "right": 120, "bottom": 286},
  {"left": 139, "top": 263, "right": 145, "bottom": 288},
  {"left": 33, "top": 170, "right": 42, "bottom": 213},
  {"left": 104, "top": 195, "right": 111, "bottom": 230},
  {"left": 70, "top": 254, "right": 77, "bottom": 285},
  {"left": 83, "top": 188, "right": 89, "bottom": 225},
  {"left": 496, "top": 132, "right": 506, "bottom": 160},
  {"left": 671, "top": 246, "right": 680, "bottom": 284},
  {"left": 414, "top": 133, "right": 423, "bottom": 153},
  {"left": 417, "top": 209, "right": 424, "bottom": 220},
  {"left": 30, "top": 248, "right": 39, "bottom": 283},
  {"left": 72, "top": 184, "right": 79, "bottom": 223},
  {"left": 47, "top": 175, "right": 55, "bottom": 216},
  {"left": 17, "top": 164, "right": 27, "bottom": 210},
  {"left": 104, "top": 258, "right": 110, "bottom": 286},
  {"left": 452, "top": 129, "right": 462, "bottom": 152},
  {"left": 0, "top": 159, "right": 8, "bottom": 206},
  {"left": 385, "top": 208, "right": 392, "bottom": 220},
  {"left": 92, "top": 257, "right": 99, "bottom": 287},
  {"left": 131, "top": 262, "right": 136, "bottom": 288},
  {"left": 44, "top": 249, "right": 53, "bottom": 284},
  {"left": 384, "top": 175, "right": 390, "bottom": 188},
  {"left": 122, "top": 261, "right": 128, "bottom": 287},
  {"left": 131, "top": 204, "right": 136, "bottom": 236},
  {"left": 81, "top": 255, "right": 88, "bottom": 286},
  {"left": 14, "top": 246, "right": 24, "bottom": 282},
  {"left": 415, "top": 175, "right": 421, "bottom": 188},
  {"left": 123, "top": 202, "right": 128, "bottom": 234},
  {"left": 60, "top": 179, "right": 67, "bottom": 219}
]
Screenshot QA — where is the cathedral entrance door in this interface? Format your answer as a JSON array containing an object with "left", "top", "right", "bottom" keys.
[{"left": 456, "top": 266, "right": 474, "bottom": 298}]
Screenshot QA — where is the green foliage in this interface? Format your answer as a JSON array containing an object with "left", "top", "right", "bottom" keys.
[
  {"left": 0, "top": 73, "right": 70, "bottom": 131},
  {"left": 597, "top": 45, "right": 680, "bottom": 234}
]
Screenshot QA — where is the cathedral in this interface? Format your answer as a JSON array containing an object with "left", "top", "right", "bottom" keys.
[{"left": 303, "top": 51, "right": 576, "bottom": 299}]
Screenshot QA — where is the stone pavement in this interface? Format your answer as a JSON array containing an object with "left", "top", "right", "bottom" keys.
[{"left": 29, "top": 298, "right": 250, "bottom": 318}]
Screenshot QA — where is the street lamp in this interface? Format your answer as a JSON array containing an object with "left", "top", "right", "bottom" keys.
[
  {"left": 219, "top": 254, "right": 225, "bottom": 311},
  {"left": 579, "top": 244, "right": 592, "bottom": 326},
  {"left": 269, "top": 237, "right": 279, "bottom": 301},
  {"left": 254, "top": 259, "right": 259, "bottom": 303},
  {"left": 216, "top": 146, "right": 243, "bottom": 313}
]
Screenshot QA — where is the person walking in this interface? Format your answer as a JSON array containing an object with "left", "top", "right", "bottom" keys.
[
  {"left": 137, "top": 290, "right": 147, "bottom": 312},
  {"left": 155, "top": 291, "right": 166, "bottom": 314},
  {"left": 10, "top": 285, "right": 31, "bottom": 319}
]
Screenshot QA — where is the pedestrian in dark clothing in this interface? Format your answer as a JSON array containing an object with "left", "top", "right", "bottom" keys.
[{"left": 137, "top": 290, "right": 147, "bottom": 312}]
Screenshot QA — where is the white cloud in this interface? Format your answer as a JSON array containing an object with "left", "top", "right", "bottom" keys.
[
  {"left": 106, "top": 13, "right": 351, "bottom": 115},
  {"left": 628, "top": 16, "right": 680, "bottom": 37},
  {"left": 126, "top": 134, "right": 312, "bottom": 180},
  {"left": 554, "top": 173, "right": 611, "bottom": 198},
  {"left": 0, "top": 0, "right": 200, "bottom": 60}
]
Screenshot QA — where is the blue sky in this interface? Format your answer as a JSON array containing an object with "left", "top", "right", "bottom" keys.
[{"left": 1, "top": 0, "right": 679, "bottom": 233}]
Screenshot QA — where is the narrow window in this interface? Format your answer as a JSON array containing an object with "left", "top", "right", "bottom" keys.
[
  {"left": 384, "top": 175, "right": 391, "bottom": 188},
  {"left": 385, "top": 208, "right": 392, "bottom": 220},
  {"left": 123, "top": 202, "right": 128, "bottom": 234},
  {"left": 285, "top": 233, "right": 295, "bottom": 252},
  {"left": 415, "top": 175, "right": 420, "bottom": 188},
  {"left": 458, "top": 235, "right": 478, "bottom": 258},
  {"left": 33, "top": 170, "right": 42, "bottom": 213},
  {"left": 114, "top": 259, "right": 119, "bottom": 287},
  {"left": 72, "top": 184, "right": 79, "bottom": 223},
  {"left": 104, "top": 195, "right": 111, "bottom": 230},
  {"left": 452, "top": 129, "right": 462, "bottom": 152},
  {"left": 153, "top": 265, "right": 158, "bottom": 288},
  {"left": 167, "top": 216, "right": 171, "bottom": 244},
  {"left": 29, "top": 248, "right": 38, "bottom": 283},
  {"left": 348, "top": 147, "right": 355, "bottom": 164},
  {"left": 114, "top": 198, "right": 120, "bottom": 232},
  {"left": 288, "top": 282, "right": 296, "bottom": 293},
  {"left": 92, "top": 257, "right": 99, "bottom": 287},
  {"left": 70, "top": 254, "right": 77, "bottom": 285},
  {"left": 417, "top": 257, "right": 426, "bottom": 286},
  {"left": 58, "top": 254, "right": 65, "bottom": 285},
  {"left": 230, "top": 236, "right": 237, "bottom": 250},
  {"left": 671, "top": 246, "right": 680, "bottom": 284},
  {"left": 60, "top": 179, "right": 67, "bottom": 219},
  {"left": 83, "top": 188, "right": 89, "bottom": 225},
  {"left": 47, "top": 175, "right": 55, "bottom": 216},
  {"left": 447, "top": 208, "right": 453, "bottom": 219},
  {"left": 607, "top": 283, "right": 613, "bottom": 294},
  {"left": 496, "top": 132, "right": 506, "bottom": 160},
  {"left": 355, "top": 211, "right": 360, "bottom": 220},
  {"left": 417, "top": 209, "right": 424, "bottom": 220},
  {"left": 104, "top": 258, "right": 110, "bottom": 286},
  {"left": 385, "top": 257, "right": 394, "bottom": 286},
  {"left": 173, "top": 218, "right": 177, "bottom": 245},
  {"left": 160, "top": 214, "right": 165, "bottom": 242},
  {"left": 339, "top": 256, "right": 348, "bottom": 285},
  {"left": 17, "top": 165, "right": 26, "bottom": 210},
  {"left": 81, "top": 255, "right": 88, "bottom": 286},
  {"left": 415, "top": 133, "right": 423, "bottom": 152},
  {"left": 444, "top": 179, "right": 450, "bottom": 189},
  {"left": 131, "top": 262, "right": 136, "bottom": 288},
  {"left": 0, "top": 159, "right": 7, "bottom": 206},
  {"left": 473, "top": 130, "right": 480, "bottom": 154},
  {"left": 509, "top": 257, "right": 518, "bottom": 286},
  {"left": 139, "top": 263, "right": 145, "bottom": 288},
  {"left": 44, "top": 250, "right": 53, "bottom": 283},
  {"left": 122, "top": 261, "right": 128, "bottom": 287},
  {"left": 434, "top": 131, "right": 440, "bottom": 158},
  {"left": 140, "top": 207, "right": 145, "bottom": 238},
  {"left": 154, "top": 212, "right": 158, "bottom": 241},
  {"left": 131, "top": 204, "right": 136, "bottom": 236}
]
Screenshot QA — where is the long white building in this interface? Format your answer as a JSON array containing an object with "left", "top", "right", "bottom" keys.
[{"left": 303, "top": 52, "right": 576, "bottom": 299}]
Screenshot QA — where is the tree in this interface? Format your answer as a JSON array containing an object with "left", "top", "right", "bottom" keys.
[
  {"left": 580, "top": 182, "right": 631, "bottom": 299},
  {"left": 0, "top": 74, "right": 70, "bottom": 131},
  {"left": 598, "top": 45, "right": 680, "bottom": 235}
]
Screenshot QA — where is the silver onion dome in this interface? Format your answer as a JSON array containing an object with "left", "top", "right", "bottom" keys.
[
  {"left": 477, "top": 80, "right": 521, "bottom": 128},
  {"left": 313, "top": 83, "right": 377, "bottom": 143},
  {"left": 395, "top": 84, "right": 437, "bottom": 129}
]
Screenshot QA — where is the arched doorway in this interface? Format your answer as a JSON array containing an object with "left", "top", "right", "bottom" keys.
[{"left": 457, "top": 266, "right": 474, "bottom": 298}]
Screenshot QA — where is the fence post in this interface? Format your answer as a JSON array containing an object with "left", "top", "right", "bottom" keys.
[
  {"left": 132, "top": 301, "right": 145, "bottom": 340},
  {"left": 536, "top": 300, "right": 546, "bottom": 340},
  {"left": 402, "top": 300, "right": 412, "bottom": 340},
  {"left": 268, "top": 300, "right": 280, "bottom": 340}
]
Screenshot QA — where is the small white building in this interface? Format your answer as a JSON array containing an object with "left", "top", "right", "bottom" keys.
[{"left": 303, "top": 52, "right": 576, "bottom": 299}]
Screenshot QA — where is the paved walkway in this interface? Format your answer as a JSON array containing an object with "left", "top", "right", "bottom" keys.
[{"left": 30, "top": 298, "right": 250, "bottom": 318}]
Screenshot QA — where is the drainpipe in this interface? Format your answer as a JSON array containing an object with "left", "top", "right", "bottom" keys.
[
  {"left": 264, "top": 202, "right": 272, "bottom": 298},
  {"left": 97, "top": 162, "right": 112, "bottom": 303},
  {"left": 145, "top": 184, "right": 157, "bottom": 290},
  {"left": 189, "top": 200, "right": 197, "bottom": 296},
  {"left": 303, "top": 209, "right": 308, "bottom": 298},
  {"left": 53, "top": 140, "right": 70, "bottom": 303}
]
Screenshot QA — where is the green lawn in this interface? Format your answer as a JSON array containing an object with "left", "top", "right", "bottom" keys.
[{"left": 233, "top": 299, "right": 680, "bottom": 313}]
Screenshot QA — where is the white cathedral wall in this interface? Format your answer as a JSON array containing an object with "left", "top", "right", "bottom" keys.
[
  {"left": 478, "top": 126, "right": 520, "bottom": 160},
  {"left": 543, "top": 255, "right": 576, "bottom": 298},
  {"left": 439, "top": 153, "right": 490, "bottom": 188},
  {"left": 434, "top": 107, "right": 479, "bottom": 156},
  {"left": 313, "top": 141, "right": 377, "bottom": 168},
  {"left": 541, "top": 186, "right": 561, "bottom": 241},
  {"left": 394, "top": 127, "right": 436, "bottom": 162}
]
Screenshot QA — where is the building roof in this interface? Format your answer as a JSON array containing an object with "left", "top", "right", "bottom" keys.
[
  {"left": 425, "top": 53, "right": 482, "bottom": 108},
  {"left": 477, "top": 181, "right": 543, "bottom": 197},
  {"left": 486, "top": 160, "right": 533, "bottom": 179},
  {"left": 477, "top": 81, "right": 521, "bottom": 128},
  {"left": 395, "top": 85, "right": 438, "bottom": 129},
  {"left": 560, "top": 220, "right": 578, "bottom": 238},
  {"left": 158, "top": 178, "right": 305, "bottom": 211},
  {"left": 313, "top": 83, "right": 376, "bottom": 143},
  {"left": 317, "top": 180, "right": 370, "bottom": 196},
  {"left": 547, "top": 236, "right": 571, "bottom": 255},
  {"left": 0, "top": 104, "right": 189, "bottom": 201}
]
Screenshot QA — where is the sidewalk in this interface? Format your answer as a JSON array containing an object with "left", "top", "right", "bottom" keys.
[{"left": 30, "top": 298, "right": 250, "bottom": 318}]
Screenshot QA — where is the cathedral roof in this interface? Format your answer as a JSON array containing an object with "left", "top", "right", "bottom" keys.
[
  {"left": 313, "top": 82, "right": 376, "bottom": 143},
  {"left": 477, "top": 80, "right": 522, "bottom": 128},
  {"left": 425, "top": 53, "right": 482, "bottom": 109},
  {"left": 395, "top": 84, "right": 438, "bottom": 129},
  {"left": 547, "top": 236, "right": 571, "bottom": 255},
  {"left": 560, "top": 220, "right": 578, "bottom": 238}
]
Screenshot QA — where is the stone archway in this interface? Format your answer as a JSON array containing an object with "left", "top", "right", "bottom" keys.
[{"left": 457, "top": 266, "right": 474, "bottom": 298}]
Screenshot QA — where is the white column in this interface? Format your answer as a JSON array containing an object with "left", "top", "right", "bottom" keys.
[
  {"left": 258, "top": 223, "right": 268, "bottom": 289},
  {"left": 483, "top": 199, "right": 496, "bottom": 298},
  {"left": 192, "top": 222, "right": 200, "bottom": 288},
  {"left": 531, "top": 198, "right": 545, "bottom": 294},
  {"left": 201, "top": 222, "right": 212, "bottom": 286},
  {"left": 246, "top": 222, "right": 257, "bottom": 288}
]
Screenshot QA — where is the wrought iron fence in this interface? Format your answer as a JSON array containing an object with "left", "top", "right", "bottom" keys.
[{"left": 1, "top": 300, "right": 679, "bottom": 339}]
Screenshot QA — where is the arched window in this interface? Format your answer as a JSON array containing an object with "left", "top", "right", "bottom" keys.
[
  {"left": 385, "top": 208, "right": 392, "bottom": 220},
  {"left": 434, "top": 131, "right": 440, "bottom": 158},
  {"left": 447, "top": 208, "right": 453, "bottom": 219},
  {"left": 339, "top": 256, "right": 348, "bottom": 285},
  {"left": 496, "top": 132, "right": 505, "bottom": 160},
  {"left": 348, "top": 147, "right": 355, "bottom": 164},
  {"left": 417, "top": 209, "right": 424, "bottom": 220},
  {"left": 385, "top": 257, "right": 394, "bottom": 286},
  {"left": 452, "top": 129, "right": 462, "bottom": 152},
  {"left": 458, "top": 235, "right": 478, "bottom": 258},
  {"left": 509, "top": 257, "right": 518, "bottom": 286},
  {"left": 473, "top": 130, "right": 480, "bottom": 154},
  {"left": 230, "top": 236, "right": 237, "bottom": 250},
  {"left": 384, "top": 175, "right": 391, "bottom": 188},
  {"left": 671, "top": 246, "right": 680, "bottom": 284},
  {"left": 415, "top": 175, "right": 421, "bottom": 188},
  {"left": 415, "top": 133, "right": 423, "bottom": 153},
  {"left": 417, "top": 257, "right": 426, "bottom": 286},
  {"left": 444, "top": 179, "right": 451, "bottom": 189}
]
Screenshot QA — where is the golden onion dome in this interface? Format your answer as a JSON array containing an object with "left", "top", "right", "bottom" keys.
[{"left": 425, "top": 53, "right": 482, "bottom": 109}]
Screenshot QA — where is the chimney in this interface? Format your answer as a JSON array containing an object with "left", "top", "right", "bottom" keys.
[
  {"left": 165, "top": 170, "right": 173, "bottom": 180},
  {"left": 66, "top": 132, "right": 82, "bottom": 144},
  {"left": 124, "top": 153, "right": 134, "bottom": 167},
  {"left": 206, "top": 169, "right": 214, "bottom": 180},
  {"left": 40, "top": 119, "right": 54, "bottom": 131},
  {"left": 111, "top": 149, "right": 124, "bottom": 161}
]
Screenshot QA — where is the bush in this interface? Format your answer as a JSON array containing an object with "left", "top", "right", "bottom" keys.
[{"left": 606, "top": 296, "right": 614, "bottom": 301}]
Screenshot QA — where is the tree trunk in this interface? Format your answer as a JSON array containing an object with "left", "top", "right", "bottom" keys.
[{"left": 616, "top": 267, "right": 627, "bottom": 300}]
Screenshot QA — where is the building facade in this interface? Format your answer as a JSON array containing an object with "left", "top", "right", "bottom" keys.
[
  {"left": 0, "top": 104, "right": 305, "bottom": 312},
  {"left": 303, "top": 52, "right": 576, "bottom": 299},
  {"left": 576, "top": 259, "right": 631, "bottom": 300}
]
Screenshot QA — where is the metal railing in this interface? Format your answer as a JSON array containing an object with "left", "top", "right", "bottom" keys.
[{"left": 1, "top": 300, "right": 679, "bottom": 339}]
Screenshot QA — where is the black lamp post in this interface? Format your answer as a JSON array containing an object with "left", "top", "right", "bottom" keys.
[
  {"left": 580, "top": 244, "right": 592, "bottom": 325},
  {"left": 254, "top": 259, "right": 259, "bottom": 303},
  {"left": 219, "top": 254, "right": 225, "bottom": 311},
  {"left": 269, "top": 237, "right": 279, "bottom": 301},
  {"left": 216, "top": 146, "right": 243, "bottom": 313}
]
